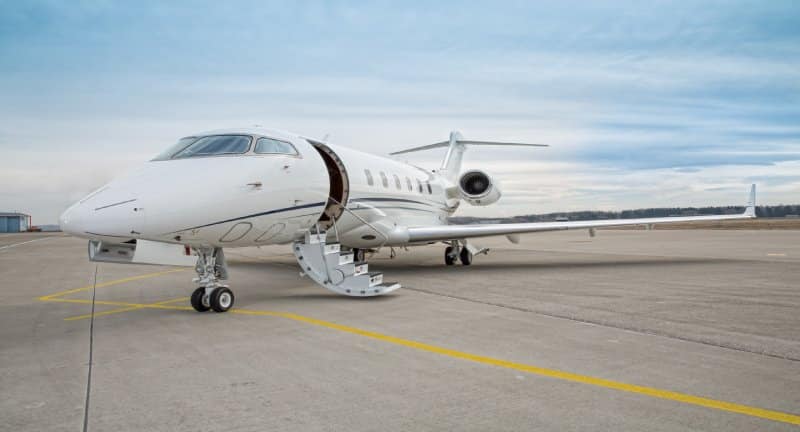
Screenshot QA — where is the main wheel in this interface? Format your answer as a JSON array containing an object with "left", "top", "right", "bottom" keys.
[
  {"left": 459, "top": 247, "right": 473, "bottom": 266},
  {"left": 210, "top": 287, "right": 234, "bottom": 313},
  {"left": 190, "top": 287, "right": 211, "bottom": 312},
  {"left": 444, "top": 247, "right": 456, "bottom": 265}
]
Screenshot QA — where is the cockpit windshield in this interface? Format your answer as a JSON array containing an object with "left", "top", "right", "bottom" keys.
[
  {"left": 152, "top": 135, "right": 253, "bottom": 161},
  {"left": 171, "top": 135, "right": 252, "bottom": 159},
  {"left": 151, "top": 137, "right": 197, "bottom": 161}
]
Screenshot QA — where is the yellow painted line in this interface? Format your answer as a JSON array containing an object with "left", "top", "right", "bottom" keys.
[
  {"left": 767, "top": 253, "right": 787, "bottom": 257},
  {"left": 38, "top": 268, "right": 186, "bottom": 301},
  {"left": 259, "top": 311, "right": 800, "bottom": 426},
  {"left": 46, "top": 296, "right": 193, "bottom": 311},
  {"left": 64, "top": 297, "right": 188, "bottom": 321},
  {"left": 37, "top": 271, "right": 800, "bottom": 426},
  {"left": 61, "top": 297, "right": 799, "bottom": 425}
]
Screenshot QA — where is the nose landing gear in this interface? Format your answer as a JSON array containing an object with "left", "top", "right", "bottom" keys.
[
  {"left": 190, "top": 286, "right": 234, "bottom": 313},
  {"left": 190, "top": 247, "right": 234, "bottom": 313}
]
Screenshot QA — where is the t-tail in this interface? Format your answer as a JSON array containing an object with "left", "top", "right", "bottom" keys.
[{"left": 389, "top": 131, "right": 548, "bottom": 181}]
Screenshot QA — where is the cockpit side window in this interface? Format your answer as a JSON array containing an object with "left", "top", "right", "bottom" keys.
[
  {"left": 171, "top": 135, "right": 252, "bottom": 159},
  {"left": 255, "top": 137, "right": 299, "bottom": 155},
  {"left": 151, "top": 136, "right": 198, "bottom": 161}
]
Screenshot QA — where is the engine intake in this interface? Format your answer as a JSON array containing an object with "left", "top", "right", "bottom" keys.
[{"left": 458, "top": 170, "right": 501, "bottom": 206}]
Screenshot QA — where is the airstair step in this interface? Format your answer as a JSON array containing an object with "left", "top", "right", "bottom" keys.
[
  {"left": 353, "top": 263, "right": 368, "bottom": 276},
  {"left": 366, "top": 282, "right": 401, "bottom": 295},
  {"left": 307, "top": 233, "right": 326, "bottom": 244},
  {"left": 338, "top": 251, "right": 354, "bottom": 265},
  {"left": 293, "top": 230, "right": 401, "bottom": 298},
  {"left": 376, "top": 282, "right": 400, "bottom": 290}
]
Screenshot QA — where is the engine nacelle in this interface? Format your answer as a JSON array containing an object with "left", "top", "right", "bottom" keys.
[{"left": 458, "top": 170, "right": 502, "bottom": 206}]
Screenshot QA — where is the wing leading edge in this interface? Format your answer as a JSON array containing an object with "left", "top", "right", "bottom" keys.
[{"left": 406, "top": 185, "right": 757, "bottom": 243}]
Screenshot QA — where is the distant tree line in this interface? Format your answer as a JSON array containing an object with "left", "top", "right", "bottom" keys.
[{"left": 450, "top": 204, "right": 800, "bottom": 224}]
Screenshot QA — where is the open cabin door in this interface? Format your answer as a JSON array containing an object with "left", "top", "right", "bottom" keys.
[{"left": 307, "top": 140, "right": 349, "bottom": 231}]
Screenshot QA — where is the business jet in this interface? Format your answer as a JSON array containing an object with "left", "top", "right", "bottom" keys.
[{"left": 59, "top": 127, "right": 756, "bottom": 313}]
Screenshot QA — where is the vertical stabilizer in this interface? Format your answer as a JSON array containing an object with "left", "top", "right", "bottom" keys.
[{"left": 440, "top": 131, "right": 466, "bottom": 181}]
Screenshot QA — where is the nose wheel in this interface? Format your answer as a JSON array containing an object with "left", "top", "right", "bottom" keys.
[
  {"left": 190, "top": 287, "right": 211, "bottom": 312},
  {"left": 190, "top": 247, "right": 234, "bottom": 313},
  {"left": 210, "top": 287, "right": 234, "bottom": 312},
  {"left": 190, "top": 286, "right": 234, "bottom": 313}
]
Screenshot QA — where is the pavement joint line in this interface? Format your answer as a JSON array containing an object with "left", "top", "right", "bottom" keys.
[{"left": 37, "top": 272, "right": 800, "bottom": 426}]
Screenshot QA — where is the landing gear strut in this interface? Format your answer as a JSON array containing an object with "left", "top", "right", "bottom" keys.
[{"left": 191, "top": 247, "right": 233, "bottom": 313}]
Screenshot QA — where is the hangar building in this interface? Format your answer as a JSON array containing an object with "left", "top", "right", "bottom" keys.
[{"left": 0, "top": 212, "right": 31, "bottom": 233}]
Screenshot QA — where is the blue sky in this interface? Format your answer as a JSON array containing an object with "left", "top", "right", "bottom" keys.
[{"left": 1, "top": 1, "right": 799, "bottom": 223}]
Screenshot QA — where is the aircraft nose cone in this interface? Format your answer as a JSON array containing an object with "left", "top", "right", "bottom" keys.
[
  {"left": 59, "top": 207, "right": 75, "bottom": 235},
  {"left": 59, "top": 204, "right": 87, "bottom": 237}
]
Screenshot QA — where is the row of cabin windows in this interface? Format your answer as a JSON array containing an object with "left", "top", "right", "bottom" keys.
[{"left": 364, "top": 169, "right": 433, "bottom": 195}]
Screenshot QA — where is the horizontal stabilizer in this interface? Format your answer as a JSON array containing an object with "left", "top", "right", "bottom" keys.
[
  {"left": 390, "top": 139, "right": 547, "bottom": 155},
  {"left": 390, "top": 131, "right": 547, "bottom": 181}
]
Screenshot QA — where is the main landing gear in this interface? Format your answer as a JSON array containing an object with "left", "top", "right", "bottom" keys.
[
  {"left": 444, "top": 240, "right": 477, "bottom": 266},
  {"left": 190, "top": 247, "right": 234, "bottom": 313}
]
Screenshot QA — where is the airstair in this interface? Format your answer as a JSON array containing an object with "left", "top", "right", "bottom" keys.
[{"left": 292, "top": 230, "right": 401, "bottom": 297}]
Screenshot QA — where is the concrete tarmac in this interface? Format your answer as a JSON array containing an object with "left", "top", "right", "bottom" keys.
[{"left": 1, "top": 230, "right": 798, "bottom": 431}]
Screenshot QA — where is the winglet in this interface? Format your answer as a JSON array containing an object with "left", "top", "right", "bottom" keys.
[{"left": 744, "top": 184, "right": 756, "bottom": 218}]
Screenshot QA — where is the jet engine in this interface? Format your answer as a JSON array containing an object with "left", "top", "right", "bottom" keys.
[{"left": 458, "top": 170, "right": 501, "bottom": 206}]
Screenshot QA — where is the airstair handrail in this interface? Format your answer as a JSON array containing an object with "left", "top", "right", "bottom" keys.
[{"left": 325, "top": 196, "right": 391, "bottom": 247}]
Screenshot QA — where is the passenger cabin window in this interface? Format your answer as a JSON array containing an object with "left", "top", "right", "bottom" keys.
[
  {"left": 365, "top": 169, "right": 374, "bottom": 186},
  {"left": 426, "top": 182, "right": 433, "bottom": 194},
  {"left": 171, "top": 135, "right": 252, "bottom": 159},
  {"left": 406, "top": 177, "right": 413, "bottom": 191},
  {"left": 380, "top": 171, "right": 389, "bottom": 188},
  {"left": 393, "top": 174, "right": 401, "bottom": 190},
  {"left": 255, "top": 137, "right": 298, "bottom": 155},
  {"left": 416, "top": 179, "right": 423, "bottom": 194}
]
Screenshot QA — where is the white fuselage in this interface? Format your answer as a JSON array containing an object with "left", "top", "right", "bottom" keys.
[{"left": 60, "top": 128, "right": 457, "bottom": 249}]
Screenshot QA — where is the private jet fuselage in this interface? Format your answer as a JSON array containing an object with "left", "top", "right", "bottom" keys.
[
  {"left": 60, "top": 127, "right": 756, "bottom": 313},
  {"left": 61, "top": 128, "right": 452, "bottom": 250}
]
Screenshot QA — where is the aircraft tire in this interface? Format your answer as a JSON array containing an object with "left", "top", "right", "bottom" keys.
[
  {"left": 444, "top": 247, "right": 456, "bottom": 265},
  {"left": 459, "top": 247, "right": 473, "bottom": 266},
  {"left": 190, "top": 287, "right": 211, "bottom": 312},
  {"left": 210, "top": 287, "right": 234, "bottom": 313}
]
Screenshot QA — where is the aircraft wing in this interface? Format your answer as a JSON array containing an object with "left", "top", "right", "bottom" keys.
[{"left": 406, "top": 185, "right": 757, "bottom": 243}]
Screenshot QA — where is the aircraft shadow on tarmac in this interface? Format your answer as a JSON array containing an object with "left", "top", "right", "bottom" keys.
[
  {"left": 229, "top": 256, "right": 732, "bottom": 276},
  {"left": 220, "top": 256, "right": 733, "bottom": 304}
]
